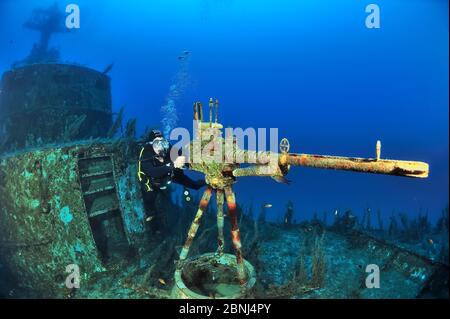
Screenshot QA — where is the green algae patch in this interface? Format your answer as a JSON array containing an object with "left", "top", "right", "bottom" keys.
[
  {"left": 30, "top": 199, "right": 40, "bottom": 209},
  {"left": 59, "top": 206, "right": 73, "bottom": 225},
  {"left": 0, "top": 145, "right": 104, "bottom": 297}
]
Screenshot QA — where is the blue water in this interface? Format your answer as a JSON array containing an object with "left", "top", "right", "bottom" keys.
[{"left": 0, "top": 0, "right": 448, "bottom": 223}]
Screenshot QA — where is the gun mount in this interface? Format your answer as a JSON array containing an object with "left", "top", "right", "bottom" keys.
[
  {"left": 174, "top": 98, "right": 429, "bottom": 297},
  {"left": 185, "top": 100, "right": 428, "bottom": 186}
]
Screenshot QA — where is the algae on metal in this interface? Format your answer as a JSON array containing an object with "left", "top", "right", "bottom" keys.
[
  {"left": 0, "top": 146, "right": 105, "bottom": 297},
  {"left": 0, "top": 139, "right": 148, "bottom": 297}
]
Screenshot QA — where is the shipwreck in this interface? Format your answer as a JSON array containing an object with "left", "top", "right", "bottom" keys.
[{"left": 0, "top": 3, "right": 447, "bottom": 299}]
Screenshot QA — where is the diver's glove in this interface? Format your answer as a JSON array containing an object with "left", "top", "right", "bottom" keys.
[{"left": 173, "top": 156, "right": 186, "bottom": 169}]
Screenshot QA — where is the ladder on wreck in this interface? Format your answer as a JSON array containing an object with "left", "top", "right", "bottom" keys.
[
  {"left": 78, "top": 155, "right": 120, "bottom": 218},
  {"left": 77, "top": 154, "right": 129, "bottom": 260}
]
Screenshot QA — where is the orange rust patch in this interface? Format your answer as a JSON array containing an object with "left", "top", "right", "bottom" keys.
[
  {"left": 199, "top": 199, "right": 209, "bottom": 209},
  {"left": 231, "top": 230, "right": 241, "bottom": 242},
  {"left": 235, "top": 251, "right": 243, "bottom": 263},
  {"left": 184, "top": 237, "right": 193, "bottom": 248},
  {"left": 300, "top": 155, "right": 307, "bottom": 165},
  {"left": 227, "top": 202, "right": 237, "bottom": 211}
]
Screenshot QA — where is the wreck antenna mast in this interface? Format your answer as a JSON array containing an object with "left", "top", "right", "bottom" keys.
[
  {"left": 215, "top": 99, "right": 219, "bottom": 123},
  {"left": 209, "top": 98, "right": 214, "bottom": 127},
  {"left": 198, "top": 102, "right": 203, "bottom": 122},
  {"left": 193, "top": 102, "right": 199, "bottom": 121}
]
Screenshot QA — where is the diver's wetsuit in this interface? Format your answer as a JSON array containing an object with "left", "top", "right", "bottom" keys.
[{"left": 139, "top": 143, "right": 206, "bottom": 191}]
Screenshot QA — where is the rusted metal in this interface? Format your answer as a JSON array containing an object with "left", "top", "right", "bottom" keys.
[
  {"left": 179, "top": 187, "right": 213, "bottom": 262},
  {"left": 179, "top": 97, "right": 430, "bottom": 294},
  {"left": 193, "top": 102, "right": 199, "bottom": 121},
  {"left": 215, "top": 99, "right": 219, "bottom": 123},
  {"left": 282, "top": 153, "right": 429, "bottom": 178},
  {"left": 0, "top": 143, "right": 113, "bottom": 296},
  {"left": 0, "top": 64, "right": 113, "bottom": 151},
  {"left": 198, "top": 102, "right": 203, "bottom": 122},
  {"left": 209, "top": 98, "right": 214, "bottom": 127},
  {"left": 224, "top": 187, "right": 247, "bottom": 285},
  {"left": 376, "top": 140, "right": 381, "bottom": 161},
  {"left": 172, "top": 253, "right": 256, "bottom": 299},
  {"left": 230, "top": 148, "right": 429, "bottom": 179},
  {"left": 216, "top": 189, "right": 225, "bottom": 256}
]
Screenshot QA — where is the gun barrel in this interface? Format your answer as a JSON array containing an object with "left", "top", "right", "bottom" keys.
[{"left": 283, "top": 153, "right": 429, "bottom": 178}]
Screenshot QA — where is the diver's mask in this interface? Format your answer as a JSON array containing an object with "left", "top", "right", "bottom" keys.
[{"left": 151, "top": 137, "right": 170, "bottom": 157}]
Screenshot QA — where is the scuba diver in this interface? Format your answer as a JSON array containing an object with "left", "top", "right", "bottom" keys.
[
  {"left": 138, "top": 129, "right": 206, "bottom": 227},
  {"left": 138, "top": 129, "right": 206, "bottom": 192}
]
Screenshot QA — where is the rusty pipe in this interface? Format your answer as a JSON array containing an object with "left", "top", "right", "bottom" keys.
[
  {"left": 224, "top": 187, "right": 247, "bottom": 286},
  {"left": 179, "top": 187, "right": 213, "bottom": 262},
  {"left": 216, "top": 189, "right": 225, "bottom": 256},
  {"left": 280, "top": 153, "right": 429, "bottom": 178}
]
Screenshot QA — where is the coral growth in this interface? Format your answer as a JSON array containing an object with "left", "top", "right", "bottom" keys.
[{"left": 310, "top": 234, "right": 326, "bottom": 288}]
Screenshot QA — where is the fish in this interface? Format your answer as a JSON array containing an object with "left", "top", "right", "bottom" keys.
[
  {"left": 178, "top": 51, "right": 190, "bottom": 60},
  {"left": 264, "top": 203, "right": 273, "bottom": 208},
  {"left": 271, "top": 175, "right": 291, "bottom": 185},
  {"left": 428, "top": 239, "right": 434, "bottom": 245},
  {"left": 102, "top": 63, "right": 114, "bottom": 74},
  {"left": 145, "top": 216, "right": 154, "bottom": 222},
  {"left": 158, "top": 278, "right": 166, "bottom": 285}
]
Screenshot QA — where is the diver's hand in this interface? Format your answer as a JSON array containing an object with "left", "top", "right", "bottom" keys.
[{"left": 174, "top": 156, "right": 186, "bottom": 169}]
